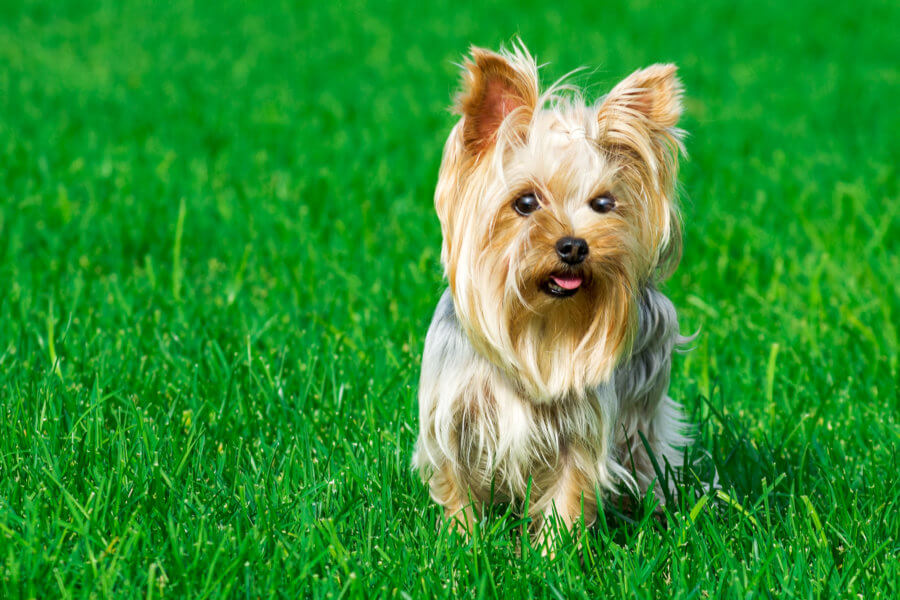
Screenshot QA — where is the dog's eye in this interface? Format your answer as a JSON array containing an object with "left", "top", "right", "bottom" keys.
[
  {"left": 513, "top": 193, "right": 541, "bottom": 216},
  {"left": 590, "top": 193, "right": 616, "bottom": 213}
]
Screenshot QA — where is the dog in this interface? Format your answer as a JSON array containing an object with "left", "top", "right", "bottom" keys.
[{"left": 413, "top": 41, "right": 691, "bottom": 545}]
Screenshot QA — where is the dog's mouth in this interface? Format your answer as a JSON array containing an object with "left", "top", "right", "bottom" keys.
[{"left": 543, "top": 273, "right": 584, "bottom": 298}]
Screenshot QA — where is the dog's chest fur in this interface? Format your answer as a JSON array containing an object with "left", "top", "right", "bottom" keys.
[
  {"left": 415, "top": 287, "right": 684, "bottom": 505},
  {"left": 417, "top": 290, "right": 620, "bottom": 501}
]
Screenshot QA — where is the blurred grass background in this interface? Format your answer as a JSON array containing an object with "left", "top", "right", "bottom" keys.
[{"left": 0, "top": 0, "right": 897, "bottom": 597}]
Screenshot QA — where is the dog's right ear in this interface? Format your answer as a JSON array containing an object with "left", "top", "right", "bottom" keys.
[{"left": 455, "top": 46, "right": 538, "bottom": 156}]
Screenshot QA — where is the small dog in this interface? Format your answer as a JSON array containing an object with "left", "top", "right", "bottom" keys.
[{"left": 413, "top": 42, "right": 691, "bottom": 544}]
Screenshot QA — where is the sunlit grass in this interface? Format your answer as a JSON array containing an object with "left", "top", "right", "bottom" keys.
[{"left": 0, "top": 0, "right": 897, "bottom": 597}]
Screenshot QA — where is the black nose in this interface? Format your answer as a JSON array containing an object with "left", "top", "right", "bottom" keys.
[{"left": 556, "top": 237, "right": 588, "bottom": 265}]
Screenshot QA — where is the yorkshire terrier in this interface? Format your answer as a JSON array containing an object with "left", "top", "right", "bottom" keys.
[{"left": 413, "top": 42, "right": 691, "bottom": 545}]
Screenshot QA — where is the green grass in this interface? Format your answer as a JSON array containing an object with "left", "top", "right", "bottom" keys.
[{"left": 0, "top": 0, "right": 898, "bottom": 597}]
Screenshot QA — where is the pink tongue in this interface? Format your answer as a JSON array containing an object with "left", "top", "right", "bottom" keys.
[{"left": 551, "top": 275, "right": 582, "bottom": 290}]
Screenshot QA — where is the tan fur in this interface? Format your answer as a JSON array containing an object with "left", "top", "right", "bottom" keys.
[{"left": 414, "top": 41, "right": 691, "bottom": 549}]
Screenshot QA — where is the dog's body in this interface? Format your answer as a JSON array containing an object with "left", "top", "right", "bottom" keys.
[{"left": 413, "top": 42, "right": 691, "bottom": 541}]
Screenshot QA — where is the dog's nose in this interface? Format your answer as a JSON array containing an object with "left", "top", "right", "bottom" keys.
[{"left": 556, "top": 237, "right": 588, "bottom": 265}]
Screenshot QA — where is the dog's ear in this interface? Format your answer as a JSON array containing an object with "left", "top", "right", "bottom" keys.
[
  {"left": 598, "top": 64, "right": 683, "bottom": 132},
  {"left": 598, "top": 65, "right": 685, "bottom": 278},
  {"left": 455, "top": 46, "right": 538, "bottom": 155},
  {"left": 596, "top": 64, "right": 684, "bottom": 169}
]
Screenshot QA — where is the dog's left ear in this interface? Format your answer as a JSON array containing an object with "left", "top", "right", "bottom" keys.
[
  {"left": 599, "top": 64, "right": 682, "bottom": 128},
  {"left": 455, "top": 46, "right": 539, "bottom": 156},
  {"left": 598, "top": 65, "right": 685, "bottom": 278},
  {"left": 596, "top": 64, "right": 684, "bottom": 168}
]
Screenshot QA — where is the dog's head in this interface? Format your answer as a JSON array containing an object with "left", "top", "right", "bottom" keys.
[{"left": 435, "top": 42, "right": 685, "bottom": 400}]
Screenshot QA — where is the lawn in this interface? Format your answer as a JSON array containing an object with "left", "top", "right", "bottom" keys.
[{"left": 0, "top": 0, "right": 897, "bottom": 597}]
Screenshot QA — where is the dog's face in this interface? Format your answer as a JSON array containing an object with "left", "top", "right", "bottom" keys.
[{"left": 435, "top": 44, "right": 684, "bottom": 400}]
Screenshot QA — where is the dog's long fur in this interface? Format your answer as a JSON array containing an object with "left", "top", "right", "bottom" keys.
[{"left": 413, "top": 42, "right": 691, "bottom": 541}]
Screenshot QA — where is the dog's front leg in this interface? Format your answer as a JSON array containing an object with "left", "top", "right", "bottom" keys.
[
  {"left": 429, "top": 462, "right": 480, "bottom": 536},
  {"left": 529, "top": 451, "right": 598, "bottom": 551}
]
